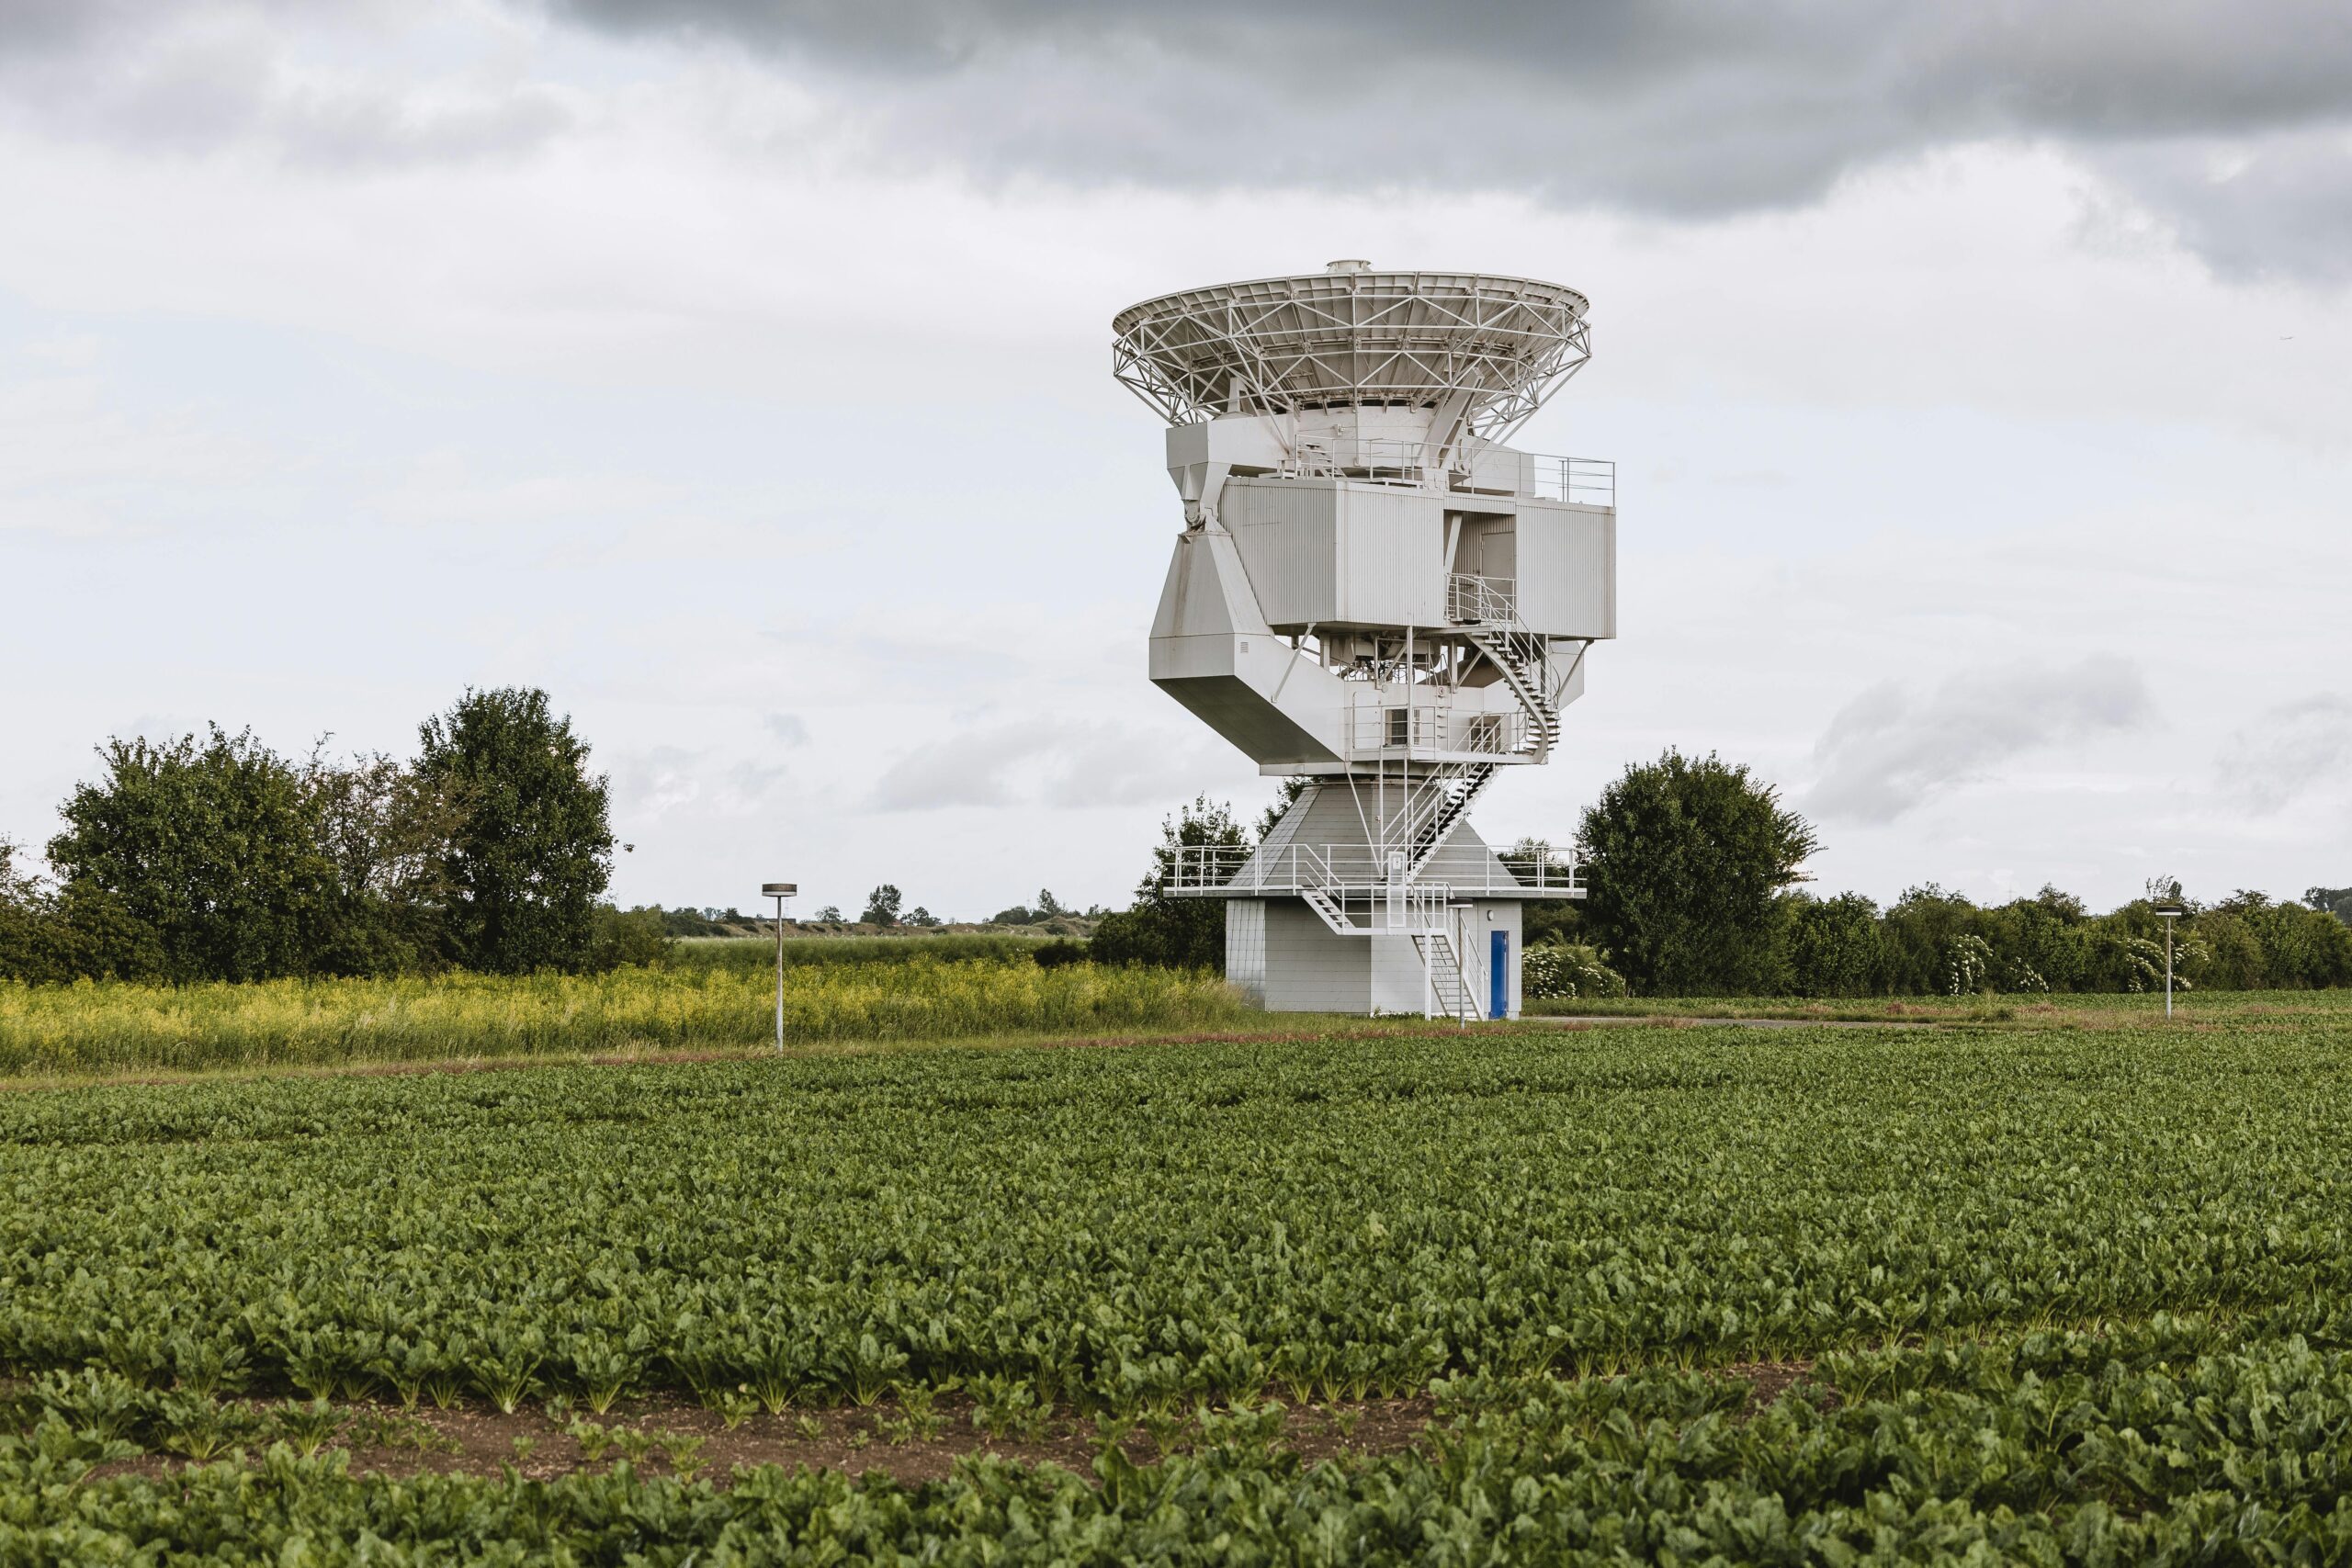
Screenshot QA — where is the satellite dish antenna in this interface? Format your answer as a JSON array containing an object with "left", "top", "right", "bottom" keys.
[{"left": 1110, "top": 265, "right": 1617, "bottom": 1024}]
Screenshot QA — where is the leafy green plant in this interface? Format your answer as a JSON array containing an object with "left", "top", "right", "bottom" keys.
[
  {"left": 968, "top": 1376, "right": 1048, "bottom": 1441},
  {"left": 609, "top": 1426, "right": 660, "bottom": 1466},
  {"left": 704, "top": 1385, "right": 757, "bottom": 1429},
  {"left": 566, "top": 1416, "right": 614, "bottom": 1463},
  {"left": 157, "top": 1393, "right": 262, "bottom": 1461},
  {"left": 661, "top": 1432, "right": 706, "bottom": 1482},
  {"left": 345, "top": 1409, "right": 453, "bottom": 1454},
  {"left": 270, "top": 1399, "right": 344, "bottom": 1460}
]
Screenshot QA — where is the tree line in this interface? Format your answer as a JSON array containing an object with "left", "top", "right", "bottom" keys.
[
  {"left": 1092, "top": 750, "right": 2352, "bottom": 996},
  {"left": 0, "top": 688, "right": 660, "bottom": 984},
  {"left": 7, "top": 714, "right": 2341, "bottom": 998},
  {"left": 1569, "top": 751, "right": 2349, "bottom": 996}
]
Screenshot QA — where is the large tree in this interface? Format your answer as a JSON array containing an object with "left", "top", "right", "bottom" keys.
[
  {"left": 416, "top": 687, "right": 614, "bottom": 975},
  {"left": 1578, "top": 750, "right": 1818, "bottom": 996},
  {"left": 303, "top": 750, "right": 460, "bottom": 976},
  {"left": 46, "top": 728, "right": 334, "bottom": 983},
  {"left": 1089, "top": 795, "right": 1246, "bottom": 970}
]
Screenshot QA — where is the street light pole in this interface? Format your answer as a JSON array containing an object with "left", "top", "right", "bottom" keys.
[
  {"left": 2153, "top": 901, "right": 2184, "bottom": 1020},
  {"left": 762, "top": 882, "right": 797, "bottom": 1053}
]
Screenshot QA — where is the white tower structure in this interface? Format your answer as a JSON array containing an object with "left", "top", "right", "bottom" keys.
[{"left": 1112, "top": 262, "right": 1613, "bottom": 1020}]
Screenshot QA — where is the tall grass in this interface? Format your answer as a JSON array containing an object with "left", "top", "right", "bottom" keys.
[
  {"left": 0, "top": 959, "right": 1238, "bottom": 1078},
  {"left": 672, "top": 933, "right": 1061, "bottom": 971}
]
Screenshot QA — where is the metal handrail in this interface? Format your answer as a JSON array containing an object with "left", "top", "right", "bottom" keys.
[
  {"left": 1446, "top": 573, "right": 1518, "bottom": 625},
  {"left": 1168, "top": 840, "right": 1582, "bottom": 897},
  {"left": 1341, "top": 699, "right": 1521, "bottom": 758},
  {"left": 1523, "top": 454, "right": 1614, "bottom": 506},
  {"left": 1277, "top": 439, "right": 1614, "bottom": 507}
]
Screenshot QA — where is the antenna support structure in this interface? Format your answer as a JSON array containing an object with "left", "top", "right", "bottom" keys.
[{"left": 1112, "top": 262, "right": 1615, "bottom": 1021}]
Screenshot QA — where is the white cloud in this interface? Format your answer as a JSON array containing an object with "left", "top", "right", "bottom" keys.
[
  {"left": 1807, "top": 656, "right": 2154, "bottom": 825},
  {"left": 873, "top": 721, "right": 1217, "bottom": 813},
  {"left": 2219, "top": 695, "right": 2352, "bottom": 814},
  {"left": 609, "top": 746, "right": 793, "bottom": 820}
]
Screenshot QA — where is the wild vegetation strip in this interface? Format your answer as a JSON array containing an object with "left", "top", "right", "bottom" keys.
[
  {"left": 0, "top": 958, "right": 1240, "bottom": 1077},
  {"left": 7, "top": 1017, "right": 2352, "bottom": 1558}
]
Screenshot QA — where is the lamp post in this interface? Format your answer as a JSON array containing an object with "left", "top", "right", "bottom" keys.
[
  {"left": 2152, "top": 901, "right": 2184, "bottom": 1019},
  {"left": 762, "top": 883, "right": 797, "bottom": 1052}
]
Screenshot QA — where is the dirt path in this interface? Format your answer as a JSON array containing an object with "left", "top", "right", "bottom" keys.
[{"left": 85, "top": 1366, "right": 1824, "bottom": 1489}]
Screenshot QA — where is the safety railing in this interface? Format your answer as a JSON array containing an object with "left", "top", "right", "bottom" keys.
[
  {"left": 1275, "top": 440, "right": 1614, "bottom": 507},
  {"left": 1446, "top": 573, "right": 1518, "bottom": 626},
  {"left": 1526, "top": 454, "right": 1615, "bottom": 506},
  {"left": 1341, "top": 700, "right": 1521, "bottom": 759},
  {"left": 1167, "top": 841, "right": 1582, "bottom": 897}
]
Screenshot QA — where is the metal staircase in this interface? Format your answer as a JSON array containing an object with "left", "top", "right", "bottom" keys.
[
  {"left": 1399, "top": 761, "right": 1498, "bottom": 880},
  {"left": 1464, "top": 626, "right": 1560, "bottom": 759},
  {"left": 1394, "top": 581, "right": 1563, "bottom": 881},
  {"left": 1301, "top": 886, "right": 1353, "bottom": 935},
  {"left": 1414, "top": 931, "right": 1476, "bottom": 1021}
]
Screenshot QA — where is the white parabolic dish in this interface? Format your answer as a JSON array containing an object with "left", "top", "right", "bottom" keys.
[{"left": 1111, "top": 266, "right": 1591, "bottom": 438}]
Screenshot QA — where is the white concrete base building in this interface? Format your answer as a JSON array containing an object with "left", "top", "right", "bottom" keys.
[{"left": 1110, "top": 264, "right": 1616, "bottom": 1020}]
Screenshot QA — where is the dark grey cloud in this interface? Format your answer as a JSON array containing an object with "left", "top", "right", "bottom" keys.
[
  {"left": 1807, "top": 653, "right": 2153, "bottom": 824},
  {"left": 2218, "top": 694, "right": 2352, "bottom": 813},
  {"left": 7, "top": 2, "right": 2346, "bottom": 279},
  {"left": 548, "top": 0, "right": 2352, "bottom": 283}
]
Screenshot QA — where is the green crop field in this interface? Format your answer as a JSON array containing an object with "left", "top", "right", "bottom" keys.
[{"left": 5, "top": 1003, "right": 2352, "bottom": 1560}]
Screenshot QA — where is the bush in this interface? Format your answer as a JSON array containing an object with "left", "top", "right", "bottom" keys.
[
  {"left": 1521, "top": 942, "right": 1625, "bottom": 1000},
  {"left": 1782, "top": 893, "right": 1884, "bottom": 998},
  {"left": 1032, "top": 939, "right": 1088, "bottom": 968},
  {"left": 588, "top": 906, "right": 674, "bottom": 971},
  {"left": 1090, "top": 797, "right": 1244, "bottom": 971},
  {"left": 45, "top": 728, "right": 334, "bottom": 984}
]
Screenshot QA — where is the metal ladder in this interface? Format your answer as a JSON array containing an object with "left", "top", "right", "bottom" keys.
[
  {"left": 1395, "top": 593, "right": 1564, "bottom": 882},
  {"left": 1301, "top": 886, "right": 1354, "bottom": 935},
  {"left": 1400, "top": 761, "right": 1498, "bottom": 881},
  {"left": 1463, "top": 626, "right": 1560, "bottom": 759},
  {"left": 1414, "top": 930, "right": 1476, "bottom": 1022}
]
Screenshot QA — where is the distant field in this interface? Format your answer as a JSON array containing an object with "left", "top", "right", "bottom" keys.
[
  {"left": 1528, "top": 989, "right": 2352, "bottom": 1023},
  {"left": 6, "top": 1010, "right": 2352, "bottom": 1558},
  {"left": 671, "top": 932, "right": 1063, "bottom": 969}
]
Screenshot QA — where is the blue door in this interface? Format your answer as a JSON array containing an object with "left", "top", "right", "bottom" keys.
[{"left": 1489, "top": 931, "right": 1510, "bottom": 1019}]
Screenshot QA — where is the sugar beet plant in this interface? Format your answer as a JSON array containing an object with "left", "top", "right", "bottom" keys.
[
  {"left": 18, "top": 1327, "right": 2352, "bottom": 1560},
  {"left": 4, "top": 1026, "right": 2352, "bottom": 1417}
]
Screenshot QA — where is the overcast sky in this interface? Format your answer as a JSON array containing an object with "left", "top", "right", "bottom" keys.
[{"left": 2, "top": 0, "right": 2347, "bottom": 919}]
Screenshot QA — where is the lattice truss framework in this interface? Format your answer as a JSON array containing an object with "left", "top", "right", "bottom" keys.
[{"left": 1112, "top": 270, "right": 1591, "bottom": 442}]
